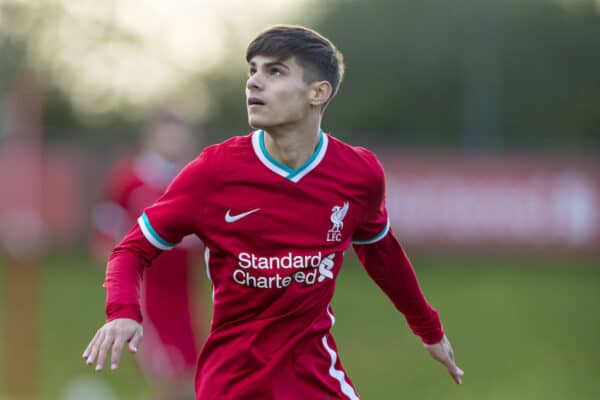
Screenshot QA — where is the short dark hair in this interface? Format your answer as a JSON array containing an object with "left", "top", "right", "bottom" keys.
[{"left": 246, "top": 25, "right": 345, "bottom": 103}]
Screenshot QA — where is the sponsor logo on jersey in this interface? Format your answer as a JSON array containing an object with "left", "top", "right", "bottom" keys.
[
  {"left": 225, "top": 208, "right": 260, "bottom": 223},
  {"left": 232, "top": 252, "right": 336, "bottom": 289},
  {"left": 327, "top": 201, "right": 349, "bottom": 242}
]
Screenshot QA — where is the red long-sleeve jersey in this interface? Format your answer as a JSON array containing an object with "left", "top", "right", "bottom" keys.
[{"left": 105, "top": 131, "right": 443, "bottom": 399}]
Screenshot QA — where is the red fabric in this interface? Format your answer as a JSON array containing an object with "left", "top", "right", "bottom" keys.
[
  {"left": 353, "top": 231, "right": 444, "bottom": 345},
  {"left": 104, "top": 132, "right": 445, "bottom": 399},
  {"left": 95, "top": 155, "right": 202, "bottom": 378},
  {"left": 104, "top": 225, "right": 158, "bottom": 323}
]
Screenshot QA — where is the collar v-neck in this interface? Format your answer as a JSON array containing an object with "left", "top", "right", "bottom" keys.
[{"left": 251, "top": 130, "right": 329, "bottom": 183}]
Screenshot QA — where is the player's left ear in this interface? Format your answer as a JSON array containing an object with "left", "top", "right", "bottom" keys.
[{"left": 309, "top": 81, "right": 333, "bottom": 108}]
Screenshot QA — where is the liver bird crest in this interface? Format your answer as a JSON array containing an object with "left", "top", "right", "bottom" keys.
[{"left": 330, "top": 202, "right": 349, "bottom": 232}]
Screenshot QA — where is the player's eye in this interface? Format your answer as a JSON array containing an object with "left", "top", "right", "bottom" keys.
[
  {"left": 248, "top": 68, "right": 257, "bottom": 77},
  {"left": 270, "top": 67, "right": 282, "bottom": 76}
]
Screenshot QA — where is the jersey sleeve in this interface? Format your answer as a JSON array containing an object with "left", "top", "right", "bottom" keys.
[
  {"left": 352, "top": 150, "right": 390, "bottom": 245},
  {"left": 104, "top": 224, "right": 160, "bottom": 322},
  {"left": 353, "top": 229, "right": 444, "bottom": 344},
  {"left": 137, "top": 151, "right": 210, "bottom": 250},
  {"left": 103, "top": 150, "right": 212, "bottom": 323},
  {"left": 351, "top": 150, "right": 443, "bottom": 344}
]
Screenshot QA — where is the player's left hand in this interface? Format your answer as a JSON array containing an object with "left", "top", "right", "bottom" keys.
[{"left": 424, "top": 334, "right": 464, "bottom": 384}]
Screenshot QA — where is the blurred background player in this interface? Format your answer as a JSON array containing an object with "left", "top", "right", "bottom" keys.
[{"left": 90, "top": 111, "right": 205, "bottom": 400}]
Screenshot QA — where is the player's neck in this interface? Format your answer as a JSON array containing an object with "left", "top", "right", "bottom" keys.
[{"left": 263, "top": 123, "right": 322, "bottom": 170}]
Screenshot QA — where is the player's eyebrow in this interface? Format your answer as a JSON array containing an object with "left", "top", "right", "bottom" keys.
[
  {"left": 248, "top": 60, "right": 291, "bottom": 70},
  {"left": 265, "top": 61, "right": 290, "bottom": 70}
]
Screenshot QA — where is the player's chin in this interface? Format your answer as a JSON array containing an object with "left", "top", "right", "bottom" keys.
[{"left": 247, "top": 115, "right": 271, "bottom": 130}]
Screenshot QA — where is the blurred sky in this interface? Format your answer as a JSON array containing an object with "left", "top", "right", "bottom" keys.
[{"left": 0, "top": 0, "right": 320, "bottom": 117}]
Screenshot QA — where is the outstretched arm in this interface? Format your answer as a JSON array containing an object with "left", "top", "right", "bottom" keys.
[
  {"left": 353, "top": 231, "right": 464, "bottom": 384},
  {"left": 82, "top": 224, "right": 161, "bottom": 371},
  {"left": 83, "top": 152, "right": 209, "bottom": 372}
]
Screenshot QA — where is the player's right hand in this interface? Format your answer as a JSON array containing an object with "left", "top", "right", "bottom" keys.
[{"left": 82, "top": 318, "right": 143, "bottom": 372}]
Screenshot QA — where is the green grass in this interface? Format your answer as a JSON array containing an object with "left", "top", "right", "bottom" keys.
[
  {"left": 40, "top": 253, "right": 152, "bottom": 400},
  {"left": 1, "top": 251, "right": 599, "bottom": 399},
  {"left": 332, "top": 253, "right": 600, "bottom": 399}
]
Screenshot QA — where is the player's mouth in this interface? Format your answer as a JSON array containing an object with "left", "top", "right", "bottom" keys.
[{"left": 247, "top": 97, "right": 266, "bottom": 109}]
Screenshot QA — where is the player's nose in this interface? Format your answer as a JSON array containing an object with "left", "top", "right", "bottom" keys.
[{"left": 246, "top": 73, "right": 263, "bottom": 91}]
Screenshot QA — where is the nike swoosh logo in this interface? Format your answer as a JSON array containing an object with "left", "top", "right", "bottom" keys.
[{"left": 225, "top": 208, "right": 260, "bottom": 223}]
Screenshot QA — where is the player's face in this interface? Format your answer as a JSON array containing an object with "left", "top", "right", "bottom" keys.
[{"left": 246, "top": 55, "right": 313, "bottom": 129}]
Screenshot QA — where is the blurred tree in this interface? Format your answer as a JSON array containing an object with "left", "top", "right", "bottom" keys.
[
  {"left": 315, "top": 0, "right": 600, "bottom": 150},
  {"left": 503, "top": 0, "right": 600, "bottom": 150},
  {"left": 0, "top": 0, "right": 599, "bottom": 151},
  {"left": 317, "top": 0, "right": 464, "bottom": 146},
  {"left": 0, "top": 37, "right": 25, "bottom": 93}
]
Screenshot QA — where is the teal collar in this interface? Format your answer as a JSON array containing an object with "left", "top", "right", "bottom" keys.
[{"left": 251, "top": 130, "right": 329, "bottom": 182}]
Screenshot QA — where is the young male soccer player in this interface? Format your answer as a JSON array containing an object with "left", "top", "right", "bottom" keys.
[{"left": 83, "top": 25, "right": 464, "bottom": 399}]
